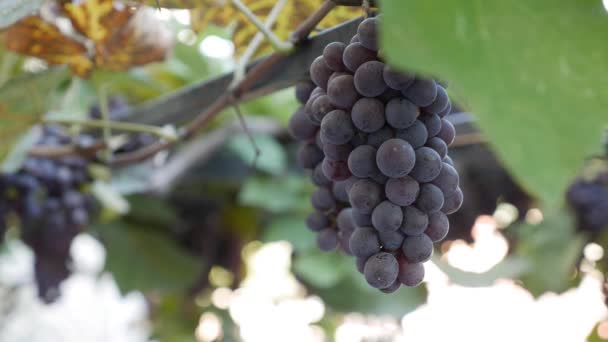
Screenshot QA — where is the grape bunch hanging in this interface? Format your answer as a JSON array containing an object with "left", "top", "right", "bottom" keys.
[{"left": 288, "top": 16, "right": 463, "bottom": 292}]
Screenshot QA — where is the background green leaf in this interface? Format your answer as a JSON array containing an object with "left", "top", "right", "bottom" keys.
[{"left": 381, "top": 0, "right": 608, "bottom": 206}]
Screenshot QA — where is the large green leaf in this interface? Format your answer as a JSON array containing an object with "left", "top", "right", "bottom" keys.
[
  {"left": 382, "top": 0, "right": 608, "bottom": 206},
  {"left": 0, "top": 68, "right": 70, "bottom": 161}
]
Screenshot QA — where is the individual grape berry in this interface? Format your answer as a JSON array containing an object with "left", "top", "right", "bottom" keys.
[
  {"left": 441, "top": 187, "right": 463, "bottom": 214},
  {"left": 327, "top": 74, "right": 360, "bottom": 109},
  {"left": 364, "top": 252, "right": 399, "bottom": 289},
  {"left": 380, "top": 279, "right": 401, "bottom": 293},
  {"left": 306, "top": 211, "right": 328, "bottom": 232},
  {"left": 438, "top": 101, "right": 452, "bottom": 118},
  {"left": 323, "top": 42, "right": 347, "bottom": 71},
  {"left": 395, "top": 120, "right": 428, "bottom": 149},
  {"left": 371, "top": 200, "right": 403, "bottom": 232},
  {"left": 310, "top": 56, "right": 333, "bottom": 89},
  {"left": 295, "top": 80, "right": 315, "bottom": 104},
  {"left": 320, "top": 109, "right": 355, "bottom": 145},
  {"left": 322, "top": 158, "right": 351, "bottom": 181},
  {"left": 409, "top": 147, "right": 443, "bottom": 183},
  {"left": 425, "top": 211, "right": 449, "bottom": 242},
  {"left": 400, "top": 206, "right": 428, "bottom": 236},
  {"left": 385, "top": 97, "right": 419, "bottom": 129},
  {"left": 349, "top": 179, "right": 383, "bottom": 214},
  {"left": 311, "top": 95, "right": 335, "bottom": 123},
  {"left": 385, "top": 176, "right": 419, "bottom": 206},
  {"left": 311, "top": 163, "right": 332, "bottom": 187},
  {"left": 402, "top": 78, "right": 438, "bottom": 107},
  {"left": 420, "top": 113, "right": 442, "bottom": 138},
  {"left": 354, "top": 61, "right": 387, "bottom": 97},
  {"left": 378, "top": 229, "right": 405, "bottom": 252},
  {"left": 348, "top": 145, "right": 378, "bottom": 178},
  {"left": 351, "top": 98, "right": 385, "bottom": 133},
  {"left": 351, "top": 35, "right": 360, "bottom": 43},
  {"left": 356, "top": 256, "right": 367, "bottom": 273},
  {"left": 426, "top": 137, "right": 448, "bottom": 159},
  {"left": 415, "top": 183, "right": 444, "bottom": 213},
  {"left": 305, "top": 87, "right": 323, "bottom": 114},
  {"left": 437, "top": 118, "right": 455, "bottom": 145},
  {"left": 342, "top": 176, "right": 359, "bottom": 195},
  {"left": 383, "top": 65, "right": 415, "bottom": 90},
  {"left": 323, "top": 143, "right": 352, "bottom": 161},
  {"left": 398, "top": 259, "right": 425, "bottom": 287},
  {"left": 288, "top": 108, "right": 318, "bottom": 141},
  {"left": 317, "top": 228, "right": 339, "bottom": 251},
  {"left": 337, "top": 208, "right": 356, "bottom": 231},
  {"left": 443, "top": 155, "right": 454, "bottom": 167},
  {"left": 328, "top": 71, "right": 349, "bottom": 85},
  {"left": 349, "top": 227, "right": 381, "bottom": 258},
  {"left": 357, "top": 17, "right": 379, "bottom": 51},
  {"left": 311, "top": 187, "right": 336, "bottom": 211},
  {"left": 422, "top": 85, "right": 449, "bottom": 114},
  {"left": 402, "top": 234, "right": 433, "bottom": 263},
  {"left": 297, "top": 143, "right": 324, "bottom": 169},
  {"left": 352, "top": 209, "right": 372, "bottom": 227},
  {"left": 376, "top": 139, "right": 416, "bottom": 178},
  {"left": 367, "top": 126, "right": 395, "bottom": 148},
  {"left": 432, "top": 163, "right": 459, "bottom": 196},
  {"left": 339, "top": 230, "right": 354, "bottom": 255},
  {"left": 333, "top": 179, "right": 352, "bottom": 203},
  {"left": 343, "top": 42, "right": 377, "bottom": 72}
]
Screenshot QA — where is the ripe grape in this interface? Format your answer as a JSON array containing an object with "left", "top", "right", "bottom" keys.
[
  {"left": 310, "top": 56, "right": 333, "bottom": 89},
  {"left": 380, "top": 280, "right": 401, "bottom": 293},
  {"left": 425, "top": 211, "right": 449, "bottom": 242},
  {"left": 426, "top": 137, "right": 448, "bottom": 159},
  {"left": 422, "top": 85, "right": 449, "bottom": 114},
  {"left": 306, "top": 211, "right": 328, "bottom": 232},
  {"left": 400, "top": 206, "right": 428, "bottom": 236},
  {"left": 385, "top": 176, "right": 419, "bottom": 206},
  {"left": 438, "top": 118, "right": 455, "bottom": 145},
  {"left": 323, "top": 143, "right": 352, "bottom": 161},
  {"left": 349, "top": 227, "right": 381, "bottom": 258},
  {"left": 357, "top": 17, "right": 379, "bottom": 51},
  {"left": 376, "top": 139, "right": 416, "bottom": 178},
  {"left": 402, "top": 78, "right": 438, "bottom": 107},
  {"left": 398, "top": 259, "right": 425, "bottom": 287},
  {"left": 371, "top": 200, "right": 403, "bottom": 232},
  {"left": 364, "top": 252, "right": 399, "bottom": 289},
  {"left": 420, "top": 113, "right": 442, "bottom": 138},
  {"left": 383, "top": 65, "right": 415, "bottom": 90},
  {"left": 343, "top": 42, "right": 377, "bottom": 72},
  {"left": 311, "top": 164, "right": 332, "bottom": 187},
  {"left": 378, "top": 229, "right": 405, "bottom": 252},
  {"left": 352, "top": 209, "right": 372, "bottom": 227},
  {"left": 438, "top": 101, "right": 452, "bottom": 118},
  {"left": 409, "top": 147, "right": 442, "bottom": 183},
  {"left": 356, "top": 256, "right": 367, "bottom": 273},
  {"left": 321, "top": 158, "right": 351, "bottom": 181},
  {"left": 317, "top": 228, "right": 339, "bottom": 251},
  {"left": 395, "top": 121, "right": 428, "bottom": 150},
  {"left": 288, "top": 108, "right": 317, "bottom": 141},
  {"left": 351, "top": 97, "right": 385, "bottom": 133},
  {"left": 297, "top": 143, "right": 324, "bottom": 169},
  {"left": 348, "top": 145, "right": 378, "bottom": 178},
  {"left": 402, "top": 234, "right": 433, "bottom": 263},
  {"left": 311, "top": 95, "right": 335, "bottom": 123},
  {"left": 332, "top": 180, "right": 350, "bottom": 203},
  {"left": 443, "top": 155, "right": 454, "bottom": 167},
  {"left": 339, "top": 230, "right": 354, "bottom": 254},
  {"left": 385, "top": 97, "right": 419, "bottom": 129},
  {"left": 295, "top": 80, "right": 315, "bottom": 104},
  {"left": 323, "top": 42, "right": 347, "bottom": 71},
  {"left": 441, "top": 187, "right": 463, "bottom": 214},
  {"left": 311, "top": 187, "right": 336, "bottom": 211},
  {"left": 327, "top": 74, "right": 360, "bottom": 109},
  {"left": 349, "top": 179, "right": 383, "bottom": 214},
  {"left": 367, "top": 126, "right": 395, "bottom": 148},
  {"left": 431, "top": 163, "right": 459, "bottom": 195},
  {"left": 320, "top": 109, "right": 355, "bottom": 145},
  {"left": 351, "top": 35, "right": 360, "bottom": 43},
  {"left": 354, "top": 61, "right": 387, "bottom": 97},
  {"left": 415, "top": 183, "right": 444, "bottom": 213},
  {"left": 337, "top": 208, "right": 356, "bottom": 231}
]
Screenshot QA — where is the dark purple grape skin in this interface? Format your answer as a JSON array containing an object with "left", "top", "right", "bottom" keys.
[
  {"left": 438, "top": 101, "right": 452, "bottom": 118},
  {"left": 310, "top": 56, "right": 333, "bottom": 89},
  {"left": 348, "top": 145, "right": 378, "bottom": 178},
  {"left": 378, "top": 229, "right": 405, "bottom": 252},
  {"left": 371, "top": 200, "right": 403, "bottom": 232},
  {"left": 320, "top": 109, "right": 355, "bottom": 145},
  {"left": 317, "top": 228, "right": 339, "bottom": 251},
  {"left": 323, "top": 42, "right": 347, "bottom": 72},
  {"left": 323, "top": 143, "right": 352, "bottom": 161},
  {"left": 343, "top": 42, "right": 377, "bottom": 72},
  {"left": 441, "top": 187, "right": 463, "bottom": 214},
  {"left": 351, "top": 35, "right": 360, "bottom": 43},
  {"left": 383, "top": 65, "right": 415, "bottom": 90},
  {"left": 348, "top": 179, "right": 383, "bottom": 214},
  {"left": 438, "top": 118, "right": 456, "bottom": 145},
  {"left": 349, "top": 227, "right": 381, "bottom": 258},
  {"left": 339, "top": 229, "right": 354, "bottom": 255},
  {"left": 297, "top": 143, "right": 324, "bottom": 169},
  {"left": 422, "top": 85, "right": 449, "bottom": 114},
  {"left": 311, "top": 95, "right": 335, "bottom": 123},
  {"left": 409, "top": 147, "right": 443, "bottom": 183},
  {"left": 364, "top": 252, "right": 399, "bottom": 289},
  {"left": 357, "top": 17, "right": 379, "bottom": 51},
  {"left": 337, "top": 208, "right": 356, "bottom": 231},
  {"left": 380, "top": 280, "right": 401, "bottom": 293},
  {"left": 385, "top": 97, "right": 420, "bottom": 129},
  {"left": 426, "top": 137, "right": 448, "bottom": 159},
  {"left": 400, "top": 206, "right": 428, "bottom": 236},
  {"left": 402, "top": 234, "right": 433, "bottom": 263},
  {"left": 356, "top": 256, "right": 367, "bottom": 273},
  {"left": 425, "top": 211, "right": 449, "bottom": 242},
  {"left": 351, "top": 97, "right": 386, "bottom": 133},
  {"left": 415, "top": 183, "right": 445, "bottom": 213},
  {"left": 295, "top": 80, "right": 315, "bottom": 104},
  {"left": 395, "top": 120, "right": 428, "bottom": 149},
  {"left": 321, "top": 158, "right": 351, "bottom": 181},
  {"left": 311, "top": 187, "right": 336, "bottom": 211},
  {"left": 327, "top": 75, "right": 360, "bottom": 109},
  {"left": 402, "top": 78, "right": 438, "bottom": 107},
  {"left": 354, "top": 61, "right": 387, "bottom": 97},
  {"left": 306, "top": 211, "right": 329, "bottom": 232},
  {"left": 332, "top": 180, "right": 350, "bottom": 203},
  {"left": 370, "top": 170, "right": 389, "bottom": 185},
  {"left": 352, "top": 209, "right": 372, "bottom": 227},
  {"left": 288, "top": 108, "right": 317, "bottom": 141},
  {"left": 385, "top": 176, "right": 419, "bottom": 206},
  {"left": 376, "top": 139, "right": 416, "bottom": 178},
  {"left": 420, "top": 113, "right": 442, "bottom": 138},
  {"left": 311, "top": 164, "right": 332, "bottom": 187},
  {"left": 398, "top": 259, "right": 425, "bottom": 287},
  {"left": 443, "top": 155, "right": 454, "bottom": 167},
  {"left": 432, "top": 163, "right": 459, "bottom": 196},
  {"left": 367, "top": 126, "right": 395, "bottom": 148}
]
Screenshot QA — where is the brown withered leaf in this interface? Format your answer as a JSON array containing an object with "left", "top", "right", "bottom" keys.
[
  {"left": 62, "top": 0, "right": 135, "bottom": 43},
  {"left": 4, "top": 16, "right": 94, "bottom": 76}
]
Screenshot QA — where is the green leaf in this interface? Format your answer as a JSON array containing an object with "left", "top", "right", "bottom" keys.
[
  {"left": 293, "top": 251, "right": 351, "bottom": 288},
  {"left": 0, "top": 68, "right": 70, "bottom": 162},
  {"left": 382, "top": 0, "right": 608, "bottom": 206},
  {"left": 262, "top": 216, "right": 316, "bottom": 252},
  {"left": 228, "top": 134, "right": 287, "bottom": 175},
  {"left": 0, "top": 0, "right": 45, "bottom": 28},
  {"left": 239, "top": 176, "right": 310, "bottom": 213}
]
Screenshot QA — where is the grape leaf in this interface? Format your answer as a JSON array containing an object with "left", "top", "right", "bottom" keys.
[
  {"left": 0, "top": 0, "right": 44, "bottom": 29},
  {"left": 381, "top": 0, "right": 608, "bottom": 206},
  {"left": 0, "top": 67, "right": 70, "bottom": 162}
]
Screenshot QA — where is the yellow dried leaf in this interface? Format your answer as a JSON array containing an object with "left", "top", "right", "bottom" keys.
[{"left": 62, "top": 0, "right": 134, "bottom": 43}]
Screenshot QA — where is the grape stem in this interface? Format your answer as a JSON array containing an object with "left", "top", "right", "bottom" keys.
[
  {"left": 43, "top": 117, "right": 178, "bottom": 142},
  {"left": 230, "top": 0, "right": 294, "bottom": 53}
]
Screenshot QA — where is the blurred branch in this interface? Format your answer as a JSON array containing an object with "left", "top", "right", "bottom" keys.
[
  {"left": 332, "top": 0, "right": 378, "bottom": 7},
  {"left": 231, "top": 0, "right": 294, "bottom": 53}
]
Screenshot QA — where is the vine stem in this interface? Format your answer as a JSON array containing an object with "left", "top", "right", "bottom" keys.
[
  {"left": 230, "top": 0, "right": 294, "bottom": 53},
  {"left": 43, "top": 117, "right": 178, "bottom": 141}
]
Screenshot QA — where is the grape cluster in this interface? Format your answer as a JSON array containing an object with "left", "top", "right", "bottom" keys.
[
  {"left": 289, "top": 16, "right": 462, "bottom": 292},
  {"left": 0, "top": 125, "right": 97, "bottom": 302},
  {"left": 567, "top": 166, "right": 608, "bottom": 233}
]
